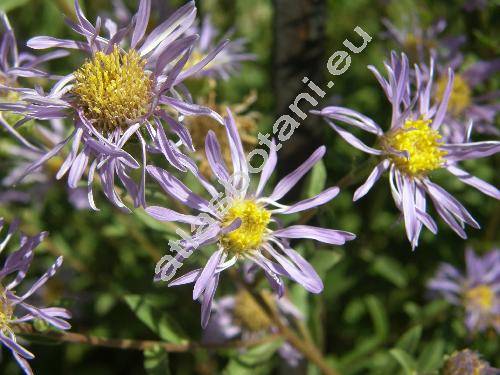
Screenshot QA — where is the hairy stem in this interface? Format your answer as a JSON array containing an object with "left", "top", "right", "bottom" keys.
[{"left": 16, "top": 325, "right": 281, "bottom": 352}]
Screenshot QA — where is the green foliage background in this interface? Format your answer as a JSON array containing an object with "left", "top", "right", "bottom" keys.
[{"left": 0, "top": 0, "right": 498, "bottom": 374}]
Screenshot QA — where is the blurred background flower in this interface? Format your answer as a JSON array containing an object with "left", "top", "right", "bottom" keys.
[{"left": 428, "top": 248, "right": 499, "bottom": 334}]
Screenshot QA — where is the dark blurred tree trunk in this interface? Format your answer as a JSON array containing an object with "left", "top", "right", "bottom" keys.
[{"left": 272, "top": 0, "right": 327, "bottom": 186}]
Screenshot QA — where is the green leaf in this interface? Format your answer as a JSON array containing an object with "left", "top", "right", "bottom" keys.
[
  {"left": 224, "top": 359, "right": 271, "bottom": 375},
  {"left": 395, "top": 325, "right": 422, "bottom": 355},
  {"left": 310, "top": 249, "right": 343, "bottom": 278},
  {"left": 365, "top": 295, "right": 389, "bottom": 340},
  {"left": 304, "top": 160, "right": 327, "bottom": 198},
  {"left": 371, "top": 256, "right": 408, "bottom": 288},
  {"left": 223, "top": 340, "right": 283, "bottom": 375},
  {"left": 94, "top": 293, "right": 117, "bottom": 316},
  {"left": 343, "top": 298, "right": 366, "bottom": 324},
  {"left": 389, "top": 348, "right": 417, "bottom": 375},
  {"left": 144, "top": 346, "right": 170, "bottom": 375},
  {"left": 289, "top": 283, "right": 310, "bottom": 318},
  {"left": 339, "top": 336, "right": 381, "bottom": 369},
  {"left": 417, "top": 340, "right": 445, "bottom": 373},
  {"left": 124, "top": 295, "right": 187, "bottom": 344},
  {"left": 234, "top": 340, "right": 284, "bottom": 365},
  {"left": 0, "top": 0, "right": 31, "bottom": 12}
]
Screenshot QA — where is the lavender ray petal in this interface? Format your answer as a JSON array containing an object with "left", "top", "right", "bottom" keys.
[
  {"left": 205, "top": 130, "right": 230, "bottom": 183},
  {"left": 424, "top": 180, "right": 480, "bottom": 229},
  {"left": 0, "top": 333, "right": 34, "bottom": 360},
  {"left": 131, "top": 0, "right": 151, "bottom": 49},
  {"left": 278, "top": 186, "right": 339, "bottom": 214},
  {"left": 353, "top": 160, "right": 390, "bottom": 201},
  {"left": 401, "top": 175, "right": 418, "bottom": 249},
  {"left": 314, "top": 106, "right": 382, "bottom": 134},
  {"left": 201, "top": 273, "right": 220, "bottom": 328},
  {"left": 326, "top": 121, "right": 383, "bottom": 155},
  {"left": 146, "top": 165, "right": 214, "bottom": 213},
  {"left": 193, "top": 249, "right": 223, "bottom": 300},
  {"left": 168, "top": 268, "right": 202, "bottom": 287},
  {"left": 139, "top": 1, "right": 196, "bottom": 57},
  {"left": 269, "top": 146, "right": 325, "bottom": 202},
  {"left": 224, "top": 108, "right": 247, "bottom": 179},
  {"left": 273, "top": 225, "right": 356, "bottom": 245},
  {"left": 18, "top": 256, "right": 63, "bottom": 301},
  {"left": 145, "top": 206, "right": 205, "bottom": 225},
  {"left": 447, "top": 165, "right": 500, "bottom": 199},
  {"left": 255, "top": 139, "right": 277, "bottom": 197}
]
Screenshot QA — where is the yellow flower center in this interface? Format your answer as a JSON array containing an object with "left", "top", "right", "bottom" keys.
[
  {"left": 221, "top": 200, "right": 271, "bottom": 255},
  {"left": 73, "top": 46, "right": 152, "bottom": 132},
  {"left": 436, "top": 74, "right": 471, "bottom": 116},
  {"left": 465, "top": 285, "right": 494, "bottom": 311},
  {"left": 384, "top": 118, "right": 447, "bottom": 176},
  {"left": 233, "top": 290, "right": 275, "bottom": 332}
]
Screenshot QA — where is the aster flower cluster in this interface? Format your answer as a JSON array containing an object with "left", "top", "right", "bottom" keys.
[{"left": 0, "top": 0, "right": 498, "bottom": 373}]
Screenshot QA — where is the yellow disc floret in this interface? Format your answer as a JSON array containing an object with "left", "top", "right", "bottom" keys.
[
  {"left": 384, "top": 118, "right": 447, "bottom": 177},
  {"left": 221, "top": 200, "right": 271, "bottom": 255},
  {"left": 436, "top": 74, "right": 471, "bottom": 116},
  {"left": 465, "top": 285, "right": 494, "bottom": 311},
  {"left": 73, "top": 46, "right": 152, "bottom": 132},
  {"left": 233, "top": 290, "right": 275, "bottom": 332}
]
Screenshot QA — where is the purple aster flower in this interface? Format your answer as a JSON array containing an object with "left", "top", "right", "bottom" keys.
[
  {"left": 432, "top": 57, "right": 500, "bottom": 143},
  {"left": 428, "top": 248, "right": 499, "bottom": 334},
  {"left": 0, "top": 12, "right": 68, "bottom": 83},
  {"left": 382, "top": 17, "right": 464, "bottom": 64},
  {"left": 0, "top": 218, "right": 71, "bottom": 374},
  {"left": 463, "top": 0, "right": 488, "bottom": 12},
  {"left": 184, "top": 15, "right": 255, "bottom": 80},
  {"left": 313, "top": 52, "right": 500, "bottom": 249},
  {"left": 147, "top": 109, "right": 355, "bottom": 327},
  {"left": 1, "top": 119, "right": 90, "bottom": 209},
  {"left": 0, "top": 13, "right": 86, "bottom": 207},
  {"left": 0, "top": 13, "right": 68, "bottom": 150},
  {"left": 443, "top": 349, "right": 498, "bottom": 374},
  {"left": 203, "top": 290, "right": 303, "bottom": 367},
  {"left": 0, "top": 1, "right": 225, "bottom": 211}
]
